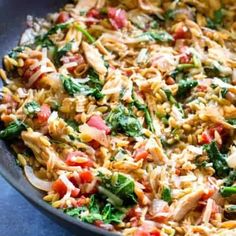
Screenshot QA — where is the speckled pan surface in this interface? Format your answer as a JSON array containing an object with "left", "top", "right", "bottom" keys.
[{"left": 0, "top": 1, "right": 115, "bottom": 235}]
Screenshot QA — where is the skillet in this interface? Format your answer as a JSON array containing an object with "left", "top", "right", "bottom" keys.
[{"left": 0, "top": 0, "right": 116, "bottom": 235}]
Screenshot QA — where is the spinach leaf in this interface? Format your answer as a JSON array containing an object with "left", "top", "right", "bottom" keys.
[
  {"left": 34, "top": 22, "right": 71, "bottom": 48},
  {"left": 54, "top": 42, "right": 72, "bottom": 66},
  {"left": 138, "top": 31, "right": 173, "bottom": 42},
  {"left": 207, "top": 8, "right": 224, "bottom": 29},
  {"left": 220, "top": 186, "right": 236, "bottom": 197},
  {"left": 106, "top": 105, "right": 142, "bottom": 137},
  {"left": 132, "top": 95, "right": 154, "bottom": 132},
  {"left": 66, "top": 120, "right": 79, "bottom": 131},
  {"left": 8, "top": 47, "right": 25, "bottom": 59},
  {"left": 0, "top": 120, "right": 27, "bottom": 139},
  {"left": 34, "top": 35, "right": 54, "bottom": 48},
  {"left": 227, "top": 118, "right": 236, "bottom": 126},
  {"left": 176, "top": 79, "right": 198, "bottom": 98},
  {"left": 98, "top": 172, "right": 137, "bottom": 206},
  {"left": 161, "top": 187, "right": 172, "bottom": 204},
  {"left": 221, "top": 88, "right": 228, "bottom": 98},
  {"left": 224, "top": 170, "right": 236, "bottom": 186},
  {"left": 61, "top": 75, "right": 104, "bottom": 100},
  {"left": 204, "top": 141, "right": 230, "bottom": 178},
  {"left": 24, "top": 101, "right": 41, "bottom": 116},
  {"left": 65, "top": 195, "right": 125, "bottom": 224}
]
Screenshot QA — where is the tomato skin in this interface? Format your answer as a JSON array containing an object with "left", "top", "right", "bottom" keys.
[
  {"left": 36, "top": 104, "right": 51, "bottom": 124},
  {"left": 89, "top": 140, "right": 101, "bottom": 149},
  {"left": 108, "top": 7, "right": 127, "bottom": 30},
  {"left": 150, "top": 231, "right": 161, "bottom": 236},
  {"left": 134, "top": 231, "right": 150, "bottom": 236},
  {"left": 201, "top": 188, "right": 215, "bottom": 200},
  {"left": 80, "top": 170, "right": 93, "bottom": 184},
  {"left": 56, "top": 12, "right": 70, "bottom": 24},
  {"left": 179, "top": 54, "right": 191, "bottom": 64},
  {"left": 52, "top": 179, "right": 67, "bottom": 197},
  {"left": 197, "top": 85, "right": 208, "bottom": 92},
  {"left": 134, "top": 148, "right": 149, "bottom": 161},
  {"left": 173, "top": 26, "right": 191, "bottom": 40},
  {"left": 66, "top": 151, "right": 94, "bottom": 168},
  {"left": 200, "top": 131, "right": 213, "bottom": 144},
  {"left": 87, "top": 8, "right": 101, "bottom": 19},
  {"left": 87, "top": 115, "right": 110, "bottom": 134}
]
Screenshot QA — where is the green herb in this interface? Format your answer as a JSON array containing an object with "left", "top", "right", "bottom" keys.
[
  {"left": 138, "top": 31, "right": 173, "bottom": 42},
  {"left": 221, "top": 88, "right": 228, "bottom": 98},
  {"left": 225, "top": 205, "right": 236, "bottom": 213},
  {"left": 34, "top": 35, "right": 54, "bottom": 48},
  {"left": 98, "top": 172, "right": 137, "bottom": 207},
  {"left": 54, "top": 42, "right": 72, "bottom": 66},
  {"left": 8, "top": 47, "right": 25, "bottom": 59},
  {"left": 164, "top": 9, "right": 175, "bottom": 20},
  {"left": 177, "top": 79, "right": 198, "bottom": 98},
  {"left": 0, "top": 120, "right": 27, "bottom": 139},
  {"left": 164, "top": 89, "right": 177, "bottom": 104},
  {"left": 161, "top": 187, "right": 172, "bottom": 204},
  {"left": 132, "top": 95, "right": 154, "bottom": 132},
  {"left": 24, "top": 101, "right": 41, "bottom": 116},
  {"left": 227, "top": 118, "right": 236, "bottom": 126},
  {"left": 34, "top": 22, "right": 71, "bottom": 48},
  {"left": 224, "top": 170, "right": 236, "bottom": 186},
  {"left": 207, "top": 8, "right": 224, "bottom": 29},
  {"left": 47, "top": 22, "right": 71, "bottom": 36},
  {"left": 106, "top": 105, "right": 142, "bottom": 137},
  {"left": 65, "top": 195, "right": 125, "bottom": 224},
  {"left": 61, "top": 74, "right": 104, "bottom": 100},
  {"left": 204, "top": 141, "right": 230, "bottom": 178},
  {"left": 66, "top": 120, "right": 79, "bottom": 131},
  {"left": 75, "top": 25, "right": 95, "bottom": 43},
  {"left": 220, "top": 186, "right": 236, "bottom": 197}
]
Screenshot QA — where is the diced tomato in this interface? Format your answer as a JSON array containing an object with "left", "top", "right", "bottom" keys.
[
  {"left": 108, "top": 7, "right": 127, "bottom": 30},
  {"left": 87, "top": 115, "right": 110, "bottom": 134},
  {"left": 56, "top": 12, "right": 70, "bottom": 24},
  {"left": 80, "top": 170, "right": 93, "bottom": 184},
  {"left": 200, "top": 131, "right": 213, "bottom": 145},
  {"left": 87, "top": 8, "right": 101, "bottom": 19},
  {"left": 52, "top": 179, "right": 67, "bottom": 197},
  {"left": 208, "top": 124, "right": 224, "bottom": 137},
  {"left": 201, "top": 188, "right": 215, "bottom": 200},
  {"left": 94, "top": 220, "right": 104, "bottom": 228},
  {"left": 165, "top": 76, "right": 175, "bottom": 85},
  {"left": 36, "top": 104, "right": 51, "bottom": 124},
  {"left": 197, "top": 85, "right": 208, "bottom": 92},
  {"left": 200, "top": 124, "right": 225, "bottom": 145},
  {"left": 88, "top": 140, "right": 101, "bottom": 149},
  {"left": 66, "top": 151, "right": 94, "bottom": 168},
  {"left": 134, "top": 231, "right": 150, "bottom": 236},
  {"left": 150, "top": 231, "right": 161, "bottom": 236},
  {"left": 71, "top": 188, "right": 80, "bottom": 198},
  {"left": 134, "top": 148, "right": 149, "bottom": 161},
  {"left": 77, "top": 196, "right": 87, "bottom": 207},
  {"left": 173, "top": 26, "right": 191, "bottom": 41},
  {"left": 179, "top": 53, "right": 191, "bottom": 64}
]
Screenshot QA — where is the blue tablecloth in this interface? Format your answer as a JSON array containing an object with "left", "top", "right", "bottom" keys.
[{"left": 0, "top": 175, "right": 75, "bottom": 236}]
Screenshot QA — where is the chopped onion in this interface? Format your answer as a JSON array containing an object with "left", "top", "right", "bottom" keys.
[
  {"left": 48, "top": 111, "right": 58, "bottom": 123},
  {"left": 24, "top": 166, "right": 52, "bottom": 191},
  {"left": 74, "top": 77, "right": 90, "bottom": 84},
  {"left": 79, "top": 124, "right": 109, "bottom": 147}
]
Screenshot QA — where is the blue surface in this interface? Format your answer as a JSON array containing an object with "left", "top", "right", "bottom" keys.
[{"left": 0, "top": 175, "right": 75, "bottom": 236}]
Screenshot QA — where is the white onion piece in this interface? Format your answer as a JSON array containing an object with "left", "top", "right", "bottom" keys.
[
  {"left": 79, "top": 124, "right": 109, "bottom": 147},
  {"left": 24, "top": 166, "right": 52, "bottom": 191}
]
